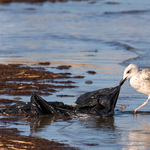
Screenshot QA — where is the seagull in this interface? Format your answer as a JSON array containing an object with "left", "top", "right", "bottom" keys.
[{"left": 120, "top": 64, "right": 150, "bottom": 113}]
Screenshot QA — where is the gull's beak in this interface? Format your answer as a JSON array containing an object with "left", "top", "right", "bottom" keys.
[{"left": 119, "top": 77, "right": 127, "bottom": 86}]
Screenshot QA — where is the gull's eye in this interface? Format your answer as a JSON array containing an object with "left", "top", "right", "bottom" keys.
[{"left": 127, "top": 70, "right": 131, "bottom": 74}]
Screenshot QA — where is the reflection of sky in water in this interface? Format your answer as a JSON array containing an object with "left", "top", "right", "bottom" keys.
[
  {"left": 8, "top": 113, "right": 150, "bottom": 150},
  {"left": 117, "top": 115, "right": 150, "bottom": 150}
]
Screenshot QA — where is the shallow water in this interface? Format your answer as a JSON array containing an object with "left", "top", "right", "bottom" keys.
[{"left": 0, "top": 0, "right": 150, "bottom": 149}]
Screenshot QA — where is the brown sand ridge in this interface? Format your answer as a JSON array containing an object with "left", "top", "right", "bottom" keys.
[
  {"left": 0, "top": 127, "right": 79, "bottom": 150},
  {"left": 0, "top": 64, "right": 84, "bottom": 96}
]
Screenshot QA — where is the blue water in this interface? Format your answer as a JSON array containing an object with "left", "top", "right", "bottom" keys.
[{"left": 0, "top": 0, "right": 150, "bottom": 149}]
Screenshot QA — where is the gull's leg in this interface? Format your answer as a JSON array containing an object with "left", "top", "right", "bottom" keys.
[{"left": 134, "top": 97, "right": 150, "bottom": 113}]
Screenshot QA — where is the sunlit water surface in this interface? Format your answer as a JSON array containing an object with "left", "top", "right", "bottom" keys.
[{"left": 1, "top": 0, "right": 150, "bottom": 149}]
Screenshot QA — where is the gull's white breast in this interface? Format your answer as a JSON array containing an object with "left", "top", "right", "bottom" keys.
[{"left": 129, "top": 69, "right": 150, "bottom": 96}]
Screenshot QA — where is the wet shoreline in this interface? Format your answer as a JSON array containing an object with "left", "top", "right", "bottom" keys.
[
  {"left": 0, "top": 63, "right": 81, "bottom": 150},
  {"left": 0, "top": 118, "right": 79, "bottom": 150},
  {"left": 1, "top": 0, "right": 150, "bottom": 149},
  {"left": 0, "top": 63, "right": 84, "bottom": 96}
]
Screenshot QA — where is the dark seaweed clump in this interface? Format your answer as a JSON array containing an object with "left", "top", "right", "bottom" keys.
[{"left": 0, "top": 64, "right": 84, "bottom": 96}]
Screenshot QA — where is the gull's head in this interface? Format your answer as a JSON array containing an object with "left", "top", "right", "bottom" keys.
[{"left": 120, "top": 64, "right": 139, "bottom": 86}]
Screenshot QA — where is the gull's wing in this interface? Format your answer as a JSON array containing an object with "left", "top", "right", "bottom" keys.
[{"left": 141, "top": 68, "right": 150, "bottom": 80}]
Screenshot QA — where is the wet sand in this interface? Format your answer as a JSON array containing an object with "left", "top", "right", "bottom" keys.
[
  {"left": 0, "top": 63, "right": 84, "bottom": 96},
  {"left": 0, "top": 63, "right": 80, "bottom": 150},
  {"left": 0, "top": 123, "right": 78, "bottom": 150}
]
